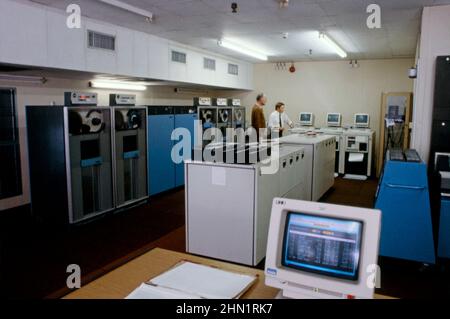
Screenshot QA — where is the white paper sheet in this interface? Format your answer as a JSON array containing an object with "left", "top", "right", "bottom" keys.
[
  {"left": 348, "top": 153, "right": 364, "bottom": 163},
  {"left": 150, "top": 262, "right": 256, "bottom": 299},
  {"left": 211, "top": 167, "right": 227, "bottom": 186},
  {"left": 126, "top": 283, "right": 202, "bottom": 299}
]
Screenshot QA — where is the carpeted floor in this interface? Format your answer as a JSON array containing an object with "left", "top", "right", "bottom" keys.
[
  {"left": 1, "top": 177, "right": 449, "bottom": 299},
  {"left": 0, "top": 189, "right": 186, "bottom": 299}
]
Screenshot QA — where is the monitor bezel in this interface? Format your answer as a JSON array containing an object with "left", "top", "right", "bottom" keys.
[
  {"left": 281, "top": 211, "right": 364, "bottom": 282},
  {"left": 354, "top": 113, "right": 370, "bottom": 127},
  {"left": 299, "top": 112, "right": 313, "bottom": 126},
  {"left": 327, "top": 113, "right": 341, "bottom": 127}
]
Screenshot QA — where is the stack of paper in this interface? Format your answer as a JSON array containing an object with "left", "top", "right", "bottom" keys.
[{"left": 126, "top": 261, "right": 257, "bottom": 299}]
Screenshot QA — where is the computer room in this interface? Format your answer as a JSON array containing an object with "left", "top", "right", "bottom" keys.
[{"left": 1, "top": 0, "right": 450, "bottom": 303}]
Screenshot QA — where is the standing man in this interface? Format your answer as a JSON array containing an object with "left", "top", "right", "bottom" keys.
[
  {"left": 268, "top": 102, "right": 294, "bottom": 137},
  {"left": 251, "top": 93, "right": 267, "bottom": 141}
]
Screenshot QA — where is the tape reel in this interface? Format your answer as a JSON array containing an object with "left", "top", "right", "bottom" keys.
[
  {"left": 115, "top": 109, "right": 142, "bottom": 130},
  {"left": 202, "top": 110, "right": 213, "bottom": 123},
  {"left": 127, "top": 110, "right": 141, "bottom": 129},
  {"left": 68, "top": 110, "right": 105, "bottom": 135},
  {"left": 234, "top": 109, "right": 243, "bottom": 122},
  {"left": 86, "top": 110, "right": 104, "bottom": 133},
  {"left": 219, "top": 109, "right": 229, "bottom": 123}
]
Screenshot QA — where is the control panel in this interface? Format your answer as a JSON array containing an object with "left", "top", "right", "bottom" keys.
[
  {"left": 228, "top": 99, "right": 241, "bottom": 107},
  {"left": 194, "top": 97, "right": 212, "bottom": 107},
  {"left": 404, "top": 149, "right": 421, "bottom": 163},
  {"left": 346, "top": 135, "right": 369, "bottom": 152},
  {"left": 110, "top": 94, "right": 136, "bottom": 106},
  {"left": 389, "top": 149, "right": 405, "bottom": 162},
  {"left": 65, "top": 92, "right": 98, "bottom": 106},
  {"left": 213, "top": 98, "right": 228, "bottom": 106}
]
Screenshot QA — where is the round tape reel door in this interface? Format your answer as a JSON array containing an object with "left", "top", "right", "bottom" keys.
[
  {"left": 86, "top": 110, "right": 105, "bottom": 133},
  {"left": 234, "top": 109, "right": 243, "bottom": 122},
  {"left": 219, "top": 110, "right": 229, "bottom": 124},
  {"left": 127, "top": 110, "right": 142, "bottom": 129},
  {"left": 202, "top": 110, "right": 214, "bottom": 129}
]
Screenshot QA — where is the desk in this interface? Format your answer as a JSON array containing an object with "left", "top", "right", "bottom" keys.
[
  {"left": 64, "top": 248, "right": 392, "bottom": 299},
  {"left": 64, "top": 248, "right": 278, "bottom": 299}
]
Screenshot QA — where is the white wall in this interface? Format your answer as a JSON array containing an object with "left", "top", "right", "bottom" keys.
[
  {"left": 236, "top": 59, "right": 414, "bottom": 162},
  {"left": 0, "top": 77, "right": 233, "bottom": 211},
  {"left": 0, "top": 0, "right": 253, "bottom": 90},
  {"left": 411, "top": 5, "right": 450, "bottom": 162}
]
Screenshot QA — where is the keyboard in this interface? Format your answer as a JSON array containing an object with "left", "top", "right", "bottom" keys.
[
  {"left": 404, "top": 149, "right": 422, "bottom": 163},
  {"left": 390, "top": 149, "right": 405, "bottom": 162}
]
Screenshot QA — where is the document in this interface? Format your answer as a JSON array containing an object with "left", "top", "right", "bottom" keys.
[
  {"left": 126, "top": 283, "right": 202, "bottom": 299},
  {"left": 126, "top": 261, "right": 257, "bottom": 299}
]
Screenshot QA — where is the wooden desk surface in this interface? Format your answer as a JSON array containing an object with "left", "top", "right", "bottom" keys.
[
  {"left": 64, "top": 248, "right": 279, "bottom": 299},
  {"left": 64, "top": 248, "right": 393, "bottom": 299}
]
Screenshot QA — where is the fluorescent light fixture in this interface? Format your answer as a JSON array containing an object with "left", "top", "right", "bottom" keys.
[
  {"left": 319, "top": 32, "right": 347, "bottom": 58},
  {"left": 0, "top": 74, "right": 47, "bottom": 84},
  {"left": 218, "top": 39, "right": 268, "bottom": 61},
  {"left": 90, "top": 80, "right": 147, "bottom": 91},
  {"left": 98, "top": 0, "right": 153, "bottom": 22}
]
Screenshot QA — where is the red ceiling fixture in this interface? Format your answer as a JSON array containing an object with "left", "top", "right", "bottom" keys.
[{"left": 289, "top": 63, "right": 296, "bottom": 73}]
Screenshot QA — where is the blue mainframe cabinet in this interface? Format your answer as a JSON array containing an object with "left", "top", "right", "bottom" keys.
[
  {"left": 375, "top": 158, "right": 436, "bottom": 264},
  {"left": 148, "top": 106, "right": 197, "bottom": 196},
  {"left": 148, "top": 107, "right": 175, "bottom": 196},
  {"left": 174, "top": 112, "right": 198, "bottom": 187}
]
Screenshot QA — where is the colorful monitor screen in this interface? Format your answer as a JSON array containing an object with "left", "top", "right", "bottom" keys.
[{"left": 282, "top": 212, "right": 363, "bottom": 281}]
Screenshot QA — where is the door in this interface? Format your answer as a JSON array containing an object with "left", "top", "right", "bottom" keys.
[
  {"left": 148, "top": 114, "right": 175, "bottom": 195},
  {"left": 174, "top": 113, "right": 197, "bottom": 187}
]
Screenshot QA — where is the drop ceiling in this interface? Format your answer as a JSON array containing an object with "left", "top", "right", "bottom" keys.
[{"left": 29, "top": 0, "right": 450, "bottom": 62}]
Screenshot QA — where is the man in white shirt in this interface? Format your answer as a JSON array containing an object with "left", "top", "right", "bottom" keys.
[{"left": 268, "top": 102, "right": 294, "bottom": 137}]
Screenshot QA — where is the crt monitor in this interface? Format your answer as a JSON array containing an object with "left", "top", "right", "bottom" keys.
[
  {"left": 354, "top": 113, "right": 370, "bottom": 128},
  {"left": 265, "top": 198, "right": 381, "bottom": 299},
  {"left": 299, "top": 112, "right": 314, "bottom": 126},
  {"left": 327, "top": 113, "right": 342, "bottom": 127}
]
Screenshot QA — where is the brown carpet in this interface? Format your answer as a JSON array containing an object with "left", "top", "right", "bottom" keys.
[
  {"left": 1, "top": 177, "right": 449, "bottom": 299},
  {"left": 0, "top": 189, "right": 186, "bottom": 299}
]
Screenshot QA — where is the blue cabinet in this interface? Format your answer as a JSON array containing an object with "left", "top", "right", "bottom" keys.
[
  {"left": 438, "top": 198, "right": 450, "bottom": 259},
  {"left": 375, "top": 156, "right": 436, "bottom": 264},
  {"left": 174, "top": 113, "right": 197, "bottom": 187},
  {"left": 148, "top": 114, "right": 175, "bottom": 196},
  {"left": 147, "top": 106, "right": 197, "bottom": 196}
]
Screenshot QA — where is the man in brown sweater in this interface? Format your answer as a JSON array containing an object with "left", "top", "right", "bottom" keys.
[{"left": 251, "top": 93, "right": 267, "bottom": 141}]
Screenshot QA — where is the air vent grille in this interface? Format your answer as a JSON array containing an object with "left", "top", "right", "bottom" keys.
[
  {"left": 172, "top": 50, "right": 187, "bottom": 64},
  {"left": 228, "top": 63, "right": 239, "bottom": 76},
  {"left": 88, "top": 30, "right": 116, "bottom": 51},
  {"left": 204, "top": 58, "right": 216, "bottom": 70}
]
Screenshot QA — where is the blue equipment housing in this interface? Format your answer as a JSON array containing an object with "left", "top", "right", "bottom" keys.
[
  {"left": 375, "top": 150, "right": 436, "bottom": 264},
  {"left": 147, "top": 106, "right": 197, "bottom": 196}
]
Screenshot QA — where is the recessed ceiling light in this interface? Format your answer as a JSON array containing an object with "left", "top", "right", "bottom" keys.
[
  {"left": 90, "top": 80, "right": 147, "bottom": 91},
  {"left": 0, "top": 74, "right": 47, "bottom": 84},
  {"left": 318, "top": 32, "right": 347, "bottom": 58},
  {"left": 218, "top": 39, "right": 268, "bottom": 61},
  {"left": 98, "top": 0, "right": 153, "bottom": 22}
]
